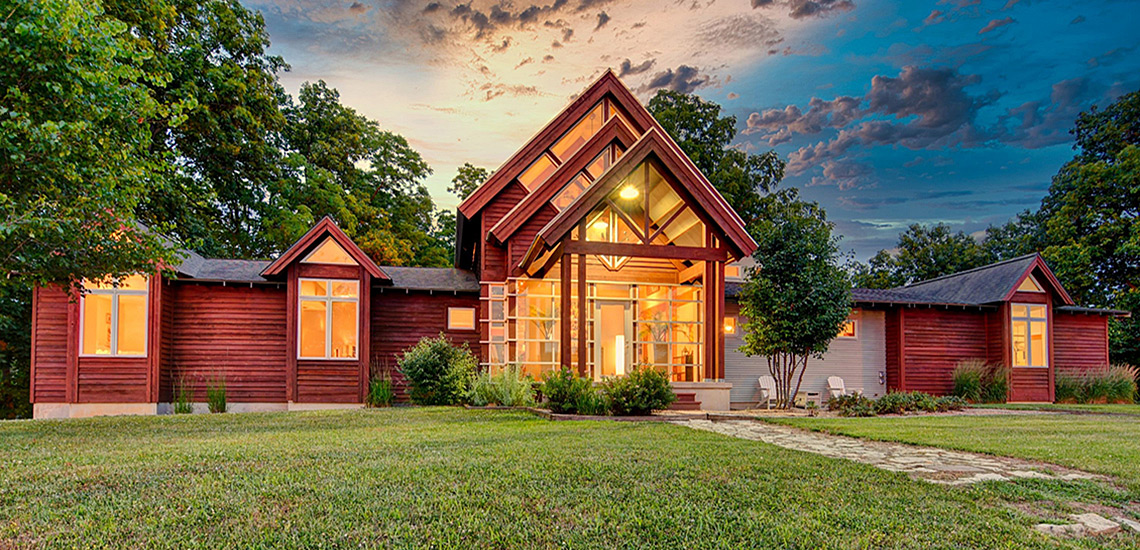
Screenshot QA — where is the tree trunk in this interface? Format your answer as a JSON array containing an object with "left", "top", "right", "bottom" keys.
[{"left": 769, "top": 352, "right": 811, "bottom": 410}]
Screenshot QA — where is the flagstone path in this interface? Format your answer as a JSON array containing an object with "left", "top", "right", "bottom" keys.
[{"left": 684, "top": 418, "right": 1104, "bottom": 486}]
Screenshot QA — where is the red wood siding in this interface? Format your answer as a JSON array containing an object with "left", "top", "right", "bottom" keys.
[
  {"left": 985, "top": 307, "right": 1006, "bottom": 365},
  {"left": 1010, "top": 368, "right": 1051, "bottom": 402},
  {"left": 168, "top": 283, "right": 288, "bottom": 402},
  {"left": 884, "top": 309, "right": 901, "bottom": 391},
  {"left": 77, "top": 356, "right": 148, "bottom": 402},
  {"left": 370, "top": 290, "right": 481, "bottom": 401},
  {"left": 480, "top": 183, "right": 528, "bottom": 282},
  {"left": 296, "top": 360, "right": 359, "bottom": 403},
  {"left": 900, "top": 309, "right": 988, "bottom": 395},
  {"left": 1053, "top": 312, "right": 1110, "bottom": 376},
  {"left": 31, "top": 287, "right": 69, "bottom": 402},
  {"left": 509, "top": 204, "right": 559, "bottom": 269}
]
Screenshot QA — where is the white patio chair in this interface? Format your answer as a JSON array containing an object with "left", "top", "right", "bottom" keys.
[
  {"left": 757, "top": 375, "right": 778, "bottom": 409},
  {"left": 827, "top": 376, "right": 847, "bottom": 399}
]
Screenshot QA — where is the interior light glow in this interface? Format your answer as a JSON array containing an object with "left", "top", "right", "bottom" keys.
[{"left": 618, "top": 186, "right": 640, "bottom": 200}]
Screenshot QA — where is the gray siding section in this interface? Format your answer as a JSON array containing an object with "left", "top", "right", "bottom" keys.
[{"left": 725, "top": 308, "right": 887, "bottom": 408}]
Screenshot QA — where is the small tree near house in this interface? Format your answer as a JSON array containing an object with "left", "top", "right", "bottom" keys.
[{"left": 738, "top": 189, "right": 851, "bottom": 409}]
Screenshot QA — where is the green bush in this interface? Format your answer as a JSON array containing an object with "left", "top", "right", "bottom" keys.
[
  {"left": 827, "top": 393, "right": 875, "bottom": 416},
  {"left": 398, "top": 334, "right": 476, "bottom": 406},
  {"left": 173, "top": 376, "right": 193, "bottom": 414},
  {"left": 1055, "top": 365, "right": 1137, "bottom": 404},
  {"left": 470, "top": 364, "right": 535, "bottom": 407},
  {"left": 541, "top": 367, "right": 600, "bottom": 414},
  {"left": 951, "top": 360, "right": 1008, "bottom": 403},
  {"left": 934, "top": 395, "right": 968, "bottom": 412},
  {"left": 206, "top": 375, "right": 226, "bottom": 414},
  {"left": 873, "top": 392, "right": 914, "bottom": 415},
  {"left": 367, "top": 370, "right": 395, "bottom": 408},
  {"left": 601, "top": 366, "right": 676, "bottom": 416}
]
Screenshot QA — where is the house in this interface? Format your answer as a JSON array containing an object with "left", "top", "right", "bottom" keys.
[
  {"left": 27, "top": 72, "right": 1127, "bottom": 418},
  {"left": 723, "top": 254, "right": 1128, "bottom": 408}
]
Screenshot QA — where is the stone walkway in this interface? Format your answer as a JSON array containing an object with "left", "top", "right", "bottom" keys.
[{"left": 685, "top": 418, "right": 1103, "bottom": 486}]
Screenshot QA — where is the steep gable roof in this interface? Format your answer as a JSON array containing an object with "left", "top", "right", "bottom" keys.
[
  {"left": 850, "top": 254, "right": 1075, "bottom": 307},
  {"left": 526, "top": 128, "right": 758, "bottom": 265},
  {"left": 261, "top": 216, "right": 386, "bottom": 280}
]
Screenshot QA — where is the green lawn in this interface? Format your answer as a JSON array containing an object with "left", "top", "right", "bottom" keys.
[
  {"left": 974, "top": 403, "right": 1140, "bottom": 416},
  {"left": 0, "top": 408, "right": 1134, "bottom": 549},
  {"left": 774, "top": 414, "right": 1140, "bottom": 495}
]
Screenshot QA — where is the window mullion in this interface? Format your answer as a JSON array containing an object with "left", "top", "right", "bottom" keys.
[
  {"left": 110, "top": 291, "right": 119, "bottom": 356},
  {"left": 326, "top": 295, "right": 333, "bottom": 360}
]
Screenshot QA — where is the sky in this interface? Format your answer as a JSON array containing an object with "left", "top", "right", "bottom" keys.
[{"left": 248, "top": 0, "right": 1139, "bottom": 260}]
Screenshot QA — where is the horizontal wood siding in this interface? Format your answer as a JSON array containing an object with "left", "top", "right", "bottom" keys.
[
  {"left": 77, "top": 356, "right": 148, "bottom": 402},
  {"left": 31, "top": 287, "right": 69, "bottom": 402},
  {"left": 371, "top": 290, "right": 481, "bottom": 401},
  {"left": 901, "top": 309, "right": 988, "bottom": 395},
  {"left": 985, "top": 308, "right": 1006, "bottom": 365},
  {"left": 159, "top": 282, "right": 177, "bottom": 402},
  {"left": 481, "top": 183, "right": 527, "bottom": 282},
  {"left": 724, "top": 305, "right": 887, "bottom": 407},
  {"left": 296, "top": 360, "right": 359, "bottom": 402},
  {"left": 168, "top": 284, "right": 288, "bottom": 402},
  {"left": 1010, "top": 367, "right": 1050, "bottom": 402},
  {"left": 1053, "top": 313, "right": 1110, "bottom": 375}
]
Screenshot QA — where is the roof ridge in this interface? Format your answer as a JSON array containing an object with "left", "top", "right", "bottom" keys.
[{"left": 901, "top": 253, "right": 1039, "bottom": 289}]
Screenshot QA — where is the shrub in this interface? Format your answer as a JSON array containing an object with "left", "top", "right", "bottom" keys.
[
  {"left": 934, "top": 395, "right": 968, "bottom": 412},
  {"left": 398, "top": 334, "right": 477, "bottom": 406},
  {"left": 173, "top": 376, "right": 193, "bottom": 414},
  {"left": 1054, "top": 371, "right": 1083, "bottom": 403},
  {"left": 206, "top": 375, "right": 226, "bottom": 414},
  {"left": 873, "top": 392, "right": 914, "bottom": 415},
  {"left": 602, "top": 366, "right": 676, "bottom": 416},
  {"left": 470, "top": 364, "right": 535, "bottom": 407},
  {"left": 827, "top": 392, "right": 875, "bottom": 416},
  {"left": 367, "top": 370, "right": 395, "bottom": 408},
  {"left": 1056, "top": 365, "right": 1137, "bottom": 404},
  {"left": 951, "top": 360, "right": 1008, "bottom": 403},
  {"left": 541, "top": 367, "right": 599, "bottom": 414},
  {"left": 1106, "top": 365, "right": 1137, "bottom": 403}
]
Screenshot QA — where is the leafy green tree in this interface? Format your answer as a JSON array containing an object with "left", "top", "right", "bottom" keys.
[
  {"left": 648, "top": 90, "right": 785, "bottom": 225},
  {"left": 853, "top": 224, "right": 992, "bottom": 289},
  {"left": 449, "top": 163, "right": 490, "bottom": 201},
  {"left": 738, "top": 189, "right": 851, "bottom": 409},
  {"left": 102, "top": 0, "right": 290, "bottom": 259}
]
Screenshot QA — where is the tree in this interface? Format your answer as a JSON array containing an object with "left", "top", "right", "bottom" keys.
[
  {"left": 738, "top": 189, "right": 851, "bottom": 409},
  {"left": 648, "top": 90, "right": 785, "bottom": 224},
  {"left": 103, "top": 0, "right": 290, "bottom": 259},
  {"left": 853, "top": 224, "right": 992, "bottom": 289},
  {"left": 449, "top": 163, "right": 490, "bottom": 201}
]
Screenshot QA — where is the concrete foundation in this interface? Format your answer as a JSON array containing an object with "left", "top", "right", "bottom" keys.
[
  {"left": 34, "top": 403, "right": 158, "bottom": 419},
  {"left": 672, "top": 381, "right": 733, "bottom": 411},
  {"left": 287, "top": 402, "right": 366, "bottom": 411}
]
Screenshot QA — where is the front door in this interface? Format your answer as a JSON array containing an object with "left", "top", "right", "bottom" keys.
[{"left": 593, "top": 300, "right": 632, "bottom": 380}]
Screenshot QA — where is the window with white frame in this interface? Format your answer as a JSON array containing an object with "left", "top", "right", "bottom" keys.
[
  {"left": 1011, "top": 304, "right": 1047, "bottom": 367},
  {"left": 299, "top": 279, "right": 359, "bottom": 359},
  {"left": 448, "top": 307, "right": 476, "bottom": 330},
  {"left": 838, "top": 319, "right": 857, "bottom": 339},
  {"left": 81, "top": 275, "right": 149, "bottom": 356}
]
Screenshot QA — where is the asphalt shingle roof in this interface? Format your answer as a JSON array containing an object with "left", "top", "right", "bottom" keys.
[{"left": 379, "top": 266, "right": 479, "bottom": 292}]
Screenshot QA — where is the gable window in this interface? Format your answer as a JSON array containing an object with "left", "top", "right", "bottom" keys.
[
  {"left": 838, "top": 319, "right": 857, "bottom": 339},
  {"left": 1011, "top": 304, "right": 1047, "bottom": 367},
  {"left": 81, "top": 275, "right": 148, "bottom": 356},
  {"left": 448, "top": 307, "right": 476, "bottom": 330},
  {"left": 517, "top": 99, "right": 636, "bottom": 193},
  {"left": 303, "top": 238, "right": 358, "bottom": 265},
  {"left": 299, "top": 279, "right": 358, "bottom": 359},
  {"left": 1017, "top": 274, "right": 1044, "bottom": 293}
]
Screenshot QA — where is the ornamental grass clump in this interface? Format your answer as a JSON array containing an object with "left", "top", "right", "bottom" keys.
[
  {"left": 469, "top": 364, "right": 535, "bottom": 407},
  {"left": 951, "top": 360, "right": 1008, "bottom": 403},
  {"left": 173, "top": 376, "right": 193, "bottom": 414},
  {"left": 367, "top": 369, "right": 395, "bottom": 408},
  {"left": 206, "top": 375, "right": 227, "bottom": 414},
  {"left": 1055, "top": 365, "right": 1137, "bottom": 404},
  {"left": 399, "top": 334, "right": 477, "bottom": 406}
]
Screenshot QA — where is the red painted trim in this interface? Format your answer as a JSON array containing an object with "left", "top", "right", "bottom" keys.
[
  {"left": 577, "top": 250, "right": 587, "bottom": 377},
  {"left": 147, "top": 274, "right": 162, "bottom": 402},
  {"left": 897, "top": 308, "right": 906, "bottom": 392},
  {"left": 261, "top": 216, "right": 386, "bottom": 280},
  {"left": 359, "top": 272, "right": 371, "bottom": 403},
  {"left": 562, "top": 241, "right": 729, "bottom": 262},
  {"left": 1002, "top": 256, "right": 1074, "bottom": 306},
  {"left": 560, "top": 258, "right": 572, "bottom": 368},
  {"left": 488, "top": 117, "right": 639, "bottom": 244},
  {"left": 286, "top": 263, "right": 298, "bottom": 401},
  {"left": 717, "top": 257, "right": 726, "bottom": 380}
]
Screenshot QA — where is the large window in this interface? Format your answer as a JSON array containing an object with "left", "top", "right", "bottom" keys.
[
  {"left": 1011, "top": 304, "right": 1047, "bottom": 367},
  {"left": 81, "top": 275, "right": 148, "bottom": 357},
  {"left": 299, "top": 279, "right": 359, "bottom": 359}
]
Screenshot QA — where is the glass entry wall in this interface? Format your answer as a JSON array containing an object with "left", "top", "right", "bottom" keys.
[{"left": 495, "top": 276, "right": 704, "bottom": 380}]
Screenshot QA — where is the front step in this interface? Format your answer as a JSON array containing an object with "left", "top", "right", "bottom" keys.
[{"left": 670, "top": 392, "right": 702, "bottom": 411}]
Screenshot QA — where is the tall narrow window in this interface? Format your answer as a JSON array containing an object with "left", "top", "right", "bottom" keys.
[
  {"left": 299, "top": 279, "right": 359, "bottom": 359},
  {"left": 1011, "top": 304, "right": 1047, "bottom": 367},
  {"left": 81, "top": 275, "right": 149, "bottom": 356}
]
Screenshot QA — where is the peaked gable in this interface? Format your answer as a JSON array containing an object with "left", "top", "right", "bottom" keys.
[
  {"left": 261, "top": 216, "right": 387, "bottom": 280},
  {"left": 533, "top": 128, "right": 757, "bottom": 262},
  {"left": 457, "top": 70, "right": 657, "bottom": 219},
  {"left": 858, "top": 254, "right": 1075, "bottom": 307}
]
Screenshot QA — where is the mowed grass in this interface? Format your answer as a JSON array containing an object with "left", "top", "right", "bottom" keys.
[
  {"left": 0, "top": 408, "right": 1127, "bottom": 549},
  {"left": 974, "top": 403, "right": 1140, "bottom": 416},
  {"left": 775, "top": 414, "right": 1140, "bottom": 495}
]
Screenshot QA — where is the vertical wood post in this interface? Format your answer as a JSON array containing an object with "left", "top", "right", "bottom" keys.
[
  {"left": 147, "top": 274, "right": 162, "bottom": 402},
  {"left": 29, "top": 288, "right": 39, "bottom": 404},
  {"left": 286, "top": 263, "right": 298, "bottom": 402},
  {"left": 560, "top": 257, "right": 572, "bottom": 368},
  {"left": 703, "top": 259, "right": 715, "bottom": 382},
  {"left": 359, "top": 270, "right": 372, "bottom": 404},
  {"left": 716, "top": 258, "right": 725, "bottom": 381},
  {"left": 66, "top": 288, "right": 79, "bottom": 404},
  {"left": 577, "top": 253, "right": 587, "bottom": 377}
]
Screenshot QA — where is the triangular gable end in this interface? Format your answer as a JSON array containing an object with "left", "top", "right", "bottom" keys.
[
  {"left": 523, "top": 128, "right": 757, "bottom": 270},
  {"left": 457, "top": 70, "right": 657, "bottom": 219},
  {"left": 303, "top": 238, "right": 357, "bottom": 265},
  {"left": 261, "top": 216, "right": 387, "bottom": 280},
  {"left": 1003, "top": 254, "right": 1074, "bottom": 305}
]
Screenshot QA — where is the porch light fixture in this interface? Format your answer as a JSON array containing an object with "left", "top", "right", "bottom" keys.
[
  {"left": 618, "top": 185, "right": 639, "bottom": 200},
  {"left": 591, "top": 219, "right": 609, "bottom": 231}
]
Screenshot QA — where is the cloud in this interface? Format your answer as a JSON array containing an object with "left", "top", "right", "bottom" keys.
[
  {"left": 993, "top": 77, "right": 1090, "bottom": 148},
  {"left": 923, "top": 10, "right": 944, "bottom": 26},
  {"left": 1001, "top": 0, "right": 1022, "bottom": 9},
  {"left": 978, "top": 17, "right": 1015, "bottom": 35},
  {"left": 641, "top": 65, "right": 710, "bottom": 94},
  {"left": 744, "top": 96, "right": 861, "bottom": 144},
  {"left": 1087, "top": 46, "right": 1136, "bottom": 68},
  {"left": 808, "top": 159, "right": 873, "bottom": 190},
  {"left": 727, "top": 92, "right": 740, "bottom": 100},
  {"left": 838, "top": 196, "right": 907, "bottom": 211},
  {"left": 479, "top": 82, "right": 541, "bottom": 101},
  {"left": 348, "top": 2, "right": 369, "bottom": 16},
  {"left": 618, "top": 58, "right": 655, "bottom": 77},
  {"left": 595, "top": 11, "right": 611, "bottom": 30},
  {"left": 751, "top": 0, "right": 855, "bottom": 20},
  {"left": 1070, "top": 15, "right": 1085, "bottom": 24}
]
